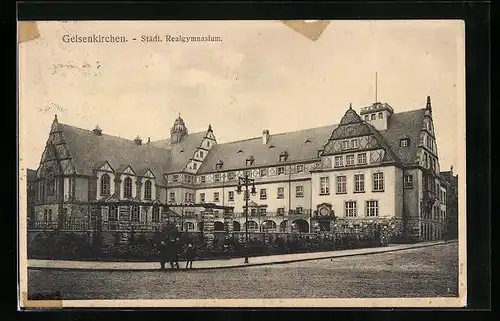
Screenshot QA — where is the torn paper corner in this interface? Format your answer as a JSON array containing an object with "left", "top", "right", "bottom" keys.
[
  {"left": 282, "top": 20, "right": 331, "bottom": 41},
  {"left": 18, "top": 21, "right": 40, "bottom": 44}
]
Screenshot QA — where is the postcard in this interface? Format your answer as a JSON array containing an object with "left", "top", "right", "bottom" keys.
[{"left": 18, "top": 20, "right": 466, "bottom": 308}]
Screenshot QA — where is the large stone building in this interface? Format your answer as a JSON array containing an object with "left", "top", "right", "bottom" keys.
[{"left": 28, "top": 96, "right": 449, "bottom": 241}]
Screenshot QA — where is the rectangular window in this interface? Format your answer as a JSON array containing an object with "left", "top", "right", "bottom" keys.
[
  {"left": 366, "top": 200, "right": 379, "bottom": 217},
  {"left": 358, "top": 153, "right": 367, "bottom": 165},
  {"left": 169, "top": 192, "right": 175, "bottom": 203},
  {"left": 250, "top": 208, "right": 257, "bottom": 216},
  {"left": 260, "top": 208, "right": 267, "bottom": 215},
  {"left": 200, "top": 176, "right": 206, "bottom": 183},
  {"left": 200, "top": 151, "right": 204, "bottom": 158},
  {"left": 371, "top": 114, "right": 376, "bottom": 120},
  {"left": 296, "top": 164, "right": 304, "bottom": 173},
  {"left": 400, "top": 138, "right": 410, "bottom": 147},
  {"left": 320, "top": 177, "right": 330, "bottom": 195},
  {"left": 228, "top": 191, "right": 234, "bottom": 202},
  {"left": 354, "top": 174, "right": 365, "bottom": 192},
  {"left": 404, "top": 175, "right": 414, "bottom": 188},
  {"left": 277, "top": 187, "right": 284, "bottom": 199},
  {"left": 277, "top": 208, "right": 285, "bottom": 215},
  {"left": 152, "top": 207, "right": 160, "bottom": 223},
  {"left": 213, "top": 192, "right": 220, "bottom": 202},
  {"left": 296, "top": 206, "right": 303, "bottom": 214},
  {"left": 200, "top": 193, "right": 205, "bottom": 203},
  {"left": 373, "top": 172, "right": 384, "bottom": 191},
  {"left": 173, "top": 175, "right": 178, "bottom": 182},
  {"left": 378, "top": 112, "right": 383, "bottom": 119},
  {"left": 351, "top": 139, "right": 358, "bottom": 149},
  {"left": 296, "top": 185, "right": 304, "bottom": 198},
  {"left": 184, "top": 192, "right": 189, "bottom": 203},
  {"left": 277, "top": 167, "right": 285, "bottom": 175},
  {"left": 342, "top": 140, "right": 349, "bottom": 150},
  {"left": 345, "top": 201, "right": 357, "bottom": 217},
  {"left": 214, "top": 173, "right": 220, "bottom": 182},
  {"left": 346, "top": 154, "right": 355, "bottom": 166},
  {"left": 260, "top": 189, "right": 267, "bottom": 200},
  {"left": 334, "top": 156, "right": 344, "bottom": 168},
  {"left": 260, "top": 168, "right": 267, "bottom": 177},
  {"left": 193, "top": 162, "right": 197, "bottom": 170},
  {"left": 364, "top": 115, "right": 369, "bottom": 121},
  {"left": 336, "top": 176, "right": 347, "bottom": 194}
]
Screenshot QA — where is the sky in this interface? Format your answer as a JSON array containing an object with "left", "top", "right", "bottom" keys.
[{"left": 18, "top": 20, "right": 465, "bottom": 174}]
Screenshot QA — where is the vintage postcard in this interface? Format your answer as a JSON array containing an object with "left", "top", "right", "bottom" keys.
[{"left": 18, "top": 20, "right": 466, "bottom": 308}]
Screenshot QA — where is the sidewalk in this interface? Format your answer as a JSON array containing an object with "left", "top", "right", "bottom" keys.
[{"left": 28, "top": 240, "right": 454, "bottom": 271}]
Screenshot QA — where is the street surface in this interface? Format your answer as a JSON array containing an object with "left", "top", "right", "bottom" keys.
[{"left": 28, "top": 242, "right": 458, "bottom": 299}]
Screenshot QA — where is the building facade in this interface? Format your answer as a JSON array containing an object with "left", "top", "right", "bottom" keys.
[{"left": 28, "top": 96, "right": 449, "bottom": 241}]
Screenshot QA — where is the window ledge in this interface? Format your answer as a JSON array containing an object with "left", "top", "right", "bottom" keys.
[
  {"left": 319, "top": 193, "right": 330, "bottom": 196},
  {"left": 353, "top": 191, "right": 365, "bottom": 194},
  {"left": 336, "top": 192, "right": 348, "bottom": 195},
  {"left": 372, "top": 190, "right": 385, "bottom": 193}
]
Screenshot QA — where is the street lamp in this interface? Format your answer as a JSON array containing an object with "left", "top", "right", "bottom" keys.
[{"left": 236, "top": 171, "right": 256, "bottom": 263}]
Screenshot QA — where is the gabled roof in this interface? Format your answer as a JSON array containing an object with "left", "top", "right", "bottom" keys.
[
  {"left": 59, "top": 123, "right": 171, "bottom": 184},
  {"left": 198, "top": 125, "right": 336, "bottom": 174}
]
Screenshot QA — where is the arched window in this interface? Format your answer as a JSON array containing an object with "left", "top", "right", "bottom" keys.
[
  {"left": 263, "top": 220, "right": 277, "bottom": 231},
  {"left": 152, "top": 206, "right": 160, "bottom": 223},
  {"left": 101, "top": 174, "right": 111, "bottom": 196},
  {"left": 144, "top": 180, "right": 152, "bottom": 200},
  {"left": 245, "top": 220, "right": 259, "bottom": 231},
  {"left": 131, "top": 205, "right": 140, "bottom": 222},
  {"left": 123, "top": 177, "right": 133, "bottom": 198},
  {"left": 185, "top": 222, "right": 195, "bottom": 231}
]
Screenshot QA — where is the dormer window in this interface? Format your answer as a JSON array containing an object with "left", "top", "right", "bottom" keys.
[
  {"left": 237, "top": 149, "right": 243, "bottom": 154},
  {"left": 364, "top": 115, "right": 369, "bottom": 121},
  {"left": 246, "top": 156, "right": 255, "bottom": 166},
  {"left": 215, "top": 160, "right": 224, "bottom": 170},
  {"left": 371, "top": 114, "right": 376, "bottom": 120},
  {"left": 173, "top": 175, "right": 179, "bottom": 182},
  {"left": 317, "top": 150, "right": 323, "bottom": 158},
  {"left": 200, "top": 151, "right": 204, "bottom": 158},
  {"left": 279, "top": 151, "right": 288, "bottom": 163},
  {"left": 305, "top": 138, "right": 311, "bottom": 144},
  {"left": 399, "top": 138, "right": 410, "bottom": 147},
  {"left": 378, "top": 112, "right": 383, "bottom": 119},
  {"left": 269, "top": 145, "right": 275, "bottom": 149}
]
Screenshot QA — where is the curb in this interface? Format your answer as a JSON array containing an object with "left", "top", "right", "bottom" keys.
[{"left": 28, "top": 240, "right": 457, "bottom": 272}]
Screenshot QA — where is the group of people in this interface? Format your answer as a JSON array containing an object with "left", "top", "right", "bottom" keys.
[{"left": 157, "top": 237, "right": 196, "bottom": 270}]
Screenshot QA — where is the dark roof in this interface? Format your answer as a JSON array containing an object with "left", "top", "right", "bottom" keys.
[
  {"left": 379, "top": 109, "right": 426, "bottom": 166},
  {"left": 161, "top": 132, "right": 207, "bottom": 172},
  {"left": 198, "top": 125, "right": 336, "bottom": 174},
  {"left": 198, "top": 109, "right": 426, "bottom": 173},
  {"left": 59, "top": 124, "right": 172, "bottom": 184}
]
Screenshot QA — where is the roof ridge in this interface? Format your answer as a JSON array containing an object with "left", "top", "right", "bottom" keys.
[{"left": 215, "top": 124, "right": 337, "bottom": 146}]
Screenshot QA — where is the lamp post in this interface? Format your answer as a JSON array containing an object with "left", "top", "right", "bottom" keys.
[{"left": 236, "top": 171, "right": 256, "bottom": 264}]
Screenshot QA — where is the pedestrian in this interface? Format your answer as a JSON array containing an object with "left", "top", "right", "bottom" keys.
[
  {"left": 173, "top": 238, "right": 181, "bottom": 270},
  {"left": 158, "top": 241, "right": 168, "bottom": 270},
  {"left": 185, "top": 243, "right": 195, "bottom": 269}
]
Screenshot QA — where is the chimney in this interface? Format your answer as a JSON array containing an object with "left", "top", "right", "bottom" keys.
[
  {"left": 134, "top": 135, "right": 142, "bottom": 145},
  {"left": 450, "top": 165, "right": 453, "bottom": 175},
  {"left": 147, "top": 137, "right": 151, "bottom": 144},
  {"left": 93, "top": 125, "right": 102, "bottom": 136},
  {"left": 262, "top": 129, "right": 270, "bottom": 144}
]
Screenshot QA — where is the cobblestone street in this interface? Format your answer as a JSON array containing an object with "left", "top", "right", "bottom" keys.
[{"left": 28, "top": 242, "right": 459, "bottom": 300}]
